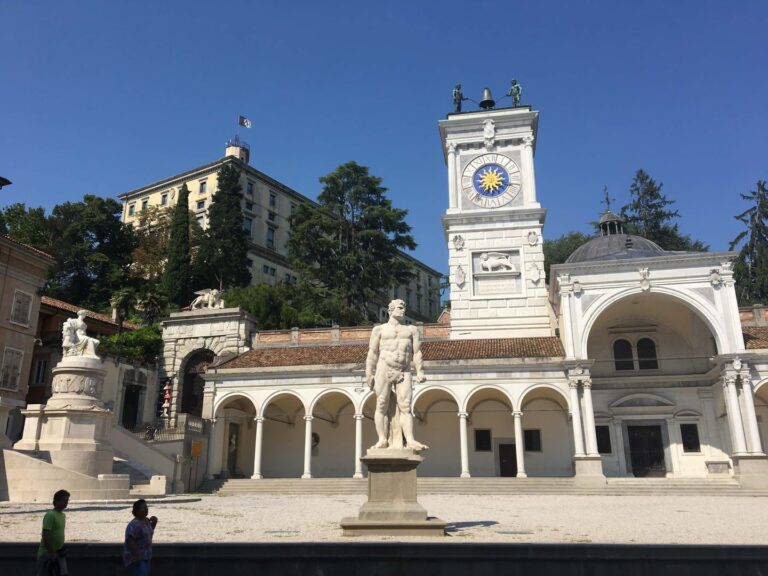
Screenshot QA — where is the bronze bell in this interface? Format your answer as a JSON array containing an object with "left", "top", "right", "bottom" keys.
[{"left": 479, "top": 87, "right": 495, "bottom": 110}]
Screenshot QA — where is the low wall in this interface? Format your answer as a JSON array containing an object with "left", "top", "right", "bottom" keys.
[
  {"left": 1, "top": 543, "right": 767, "bottom": 575},
  {"left": 2, "top": 450, "right": 129, "bottom": 502}
]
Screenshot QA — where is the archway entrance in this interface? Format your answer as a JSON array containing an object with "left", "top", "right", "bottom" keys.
[
  {"left": 412, "top": 388, "right": 460, "bottom": 476},
  {"left": 519, "top": 387, "right": 571, "bottom": 477},
  {"left": 261, "top": 393, "right": 306, "bottom": 478},
  {"left": 465, "top": 388, "right": 514, "bottom": 477},
  {"left": 213, "top": 395, "right": 257, "bottom": 478},
  {"left": 180, "top": 349, "right": 215, "bottom": 416},
  {"left": 310, "top": 391, "right": 357, "bottom": 477}
]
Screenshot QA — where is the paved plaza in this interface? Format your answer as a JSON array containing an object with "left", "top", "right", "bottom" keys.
[{"left": 2, "top": 493, "right": 768, "bottom": 545}]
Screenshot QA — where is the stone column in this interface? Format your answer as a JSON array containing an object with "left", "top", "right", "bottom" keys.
[
  {"left": 458, "top": 412, "right": 470, "bottom": 478},
  {"left": 353, "top": 414, "right": 364, "bottom": 479},
  {"left": 740, "top": 368, "right": 765, "bottom": 455},
  {"left": 568, "top": 382, "right": 586, "bottom": 457},
  {"left": 581, "top": 379, "right": 599, "bottom": 457},
  {"left": 520, "top": 135, "right": 538, "bottom": 207},
  {"left": 302, "top": 415, "right": 313, "bottom": 479},
  {"left": 447, "top": 142, "right": 458, "bottom": 210},
  {"left": 724, "top": 372, "right": 748, "bottom": 456},
  {"left": 205, "top": 418, "right": 220, "bottom": 479},
  {"left": 513, "top": 411, "right": 527, "bottom": 478},
  {"left": 251, "top": 417, "right": 264, "bottom": 479}
]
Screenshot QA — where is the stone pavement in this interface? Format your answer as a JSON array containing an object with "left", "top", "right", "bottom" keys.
[{"left": 2, "top": 493, "right": 768, "bottom": 544}]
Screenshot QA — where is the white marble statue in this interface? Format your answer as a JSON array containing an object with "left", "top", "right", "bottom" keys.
[
  {"left": 366, "top": 299, "right": 427, "bottom": 451},
  {"left": 62, "top": 310, "right": 100, "bottom": 358},
  {"left": 190, "top": 288, "right": 225, "bottom": 310}
]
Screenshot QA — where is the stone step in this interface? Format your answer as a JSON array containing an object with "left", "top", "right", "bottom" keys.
[{"left": 112, "top": 458, "right": 151, "bottom": 487}]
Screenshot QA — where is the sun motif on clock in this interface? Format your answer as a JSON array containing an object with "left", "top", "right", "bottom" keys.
[{"left": 461, "top": 153, "right": 522, "bottom": 208}]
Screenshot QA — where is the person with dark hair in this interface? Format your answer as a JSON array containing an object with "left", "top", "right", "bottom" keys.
[
  {"left": 123, "top": 499, "right": 158, "bottom": 576},
  {"left": 36, "top": 489, "right": 70, "bottom": 576}
]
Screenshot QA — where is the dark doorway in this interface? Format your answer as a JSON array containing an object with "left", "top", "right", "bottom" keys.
[
  {"left": 180, "top": 350, "right": 215, "bottom": 416},
  {"left": 627, "top": 425, "right": 666, "bottom": 477},
  {"left": 121, "top": 385, "right": 142, "bottom": 430},
  {"left": 227, "top": 423, "right": 239, "bottom": 477},
  {"left": 499, "top": 443, "right": 518, "bottom": 477}
]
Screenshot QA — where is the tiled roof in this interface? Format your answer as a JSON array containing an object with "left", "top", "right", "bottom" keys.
[
  {"left": 218, "top": 337, "right": 565, "bottom": 369},
  {"left": 743, "top": 327, "right": 768, "bottom": 349},
  {"left": 1, "top": 235, "right": 55, "bottom": 261},
  {"left": 40, "top": 296, "right": 140, "bottom": 330}
]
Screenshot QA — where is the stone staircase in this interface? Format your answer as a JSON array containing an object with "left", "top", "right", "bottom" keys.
[
  {"left": 112, "top": 457, "right": 154, "bottom": 495},
  {"left": 201, "top": 476, "right": 768, "bottom": 497}
]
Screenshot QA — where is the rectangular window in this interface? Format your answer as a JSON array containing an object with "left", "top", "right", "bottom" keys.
[
  {"left": 290, "top": 202, "right": 297, "bottom": 214},
  {"left": 524, "top": 429, "right": 542, "bottom": 452},
  {"left": 33, "top": 358, "right": 48, "bottom": 386},
  {"left": 196, "top": 215, "right": 205, "bottom": 227},
  {"left": 10, "top": 289, "right": 33, "bottom": 326},
  {"left": 268, "top": 211, "right": 276, "bottom": 222},
  {"left": 269, "top": 267, "right": 276, "bottom": 277},
  {"left": 474, "top": 429, "right": 492, "bottom": 452},
  {"left": 266, "top": 227, "right": 276, "bottom": 249},
  {"left": 0, "top": 347, "right": 24, "bottom": 391},
  {"left": 244, "top": 216, "right": 252, "bottom": 234},
  {"left": 199, "top": 180, "right": 207, "bottom": 194},
  {"left": 680, "top": 423, "right": 701, "bottom": 453},
  {"left": 246, "top": 181, "right": 254, "bottom": 195},
  {"left": 161, "top": 193, "right": 168, "bottom": 206},
  {"left": 245, "top": 201, "right": 253, "bottom": 211},
  {"left": 417, "top": 295, "right": 422, "bottom": 311},
  {"left": 196, "top": 200, "right": 205, "bottom": 210},
  {"left": 596, "top": 425, "right": 612, "bottom": 454},
  {"left": 269, "top": 193, "right": 277, "bottom": 209},
  {"left": 128, "top": 204, "right": 135, "bottom": 216},
  {"left": 262, "top": 264, "right": 270, "bottom": 274},
  {"left": 141, "top": 199, "right": 148, "bottom": 211}
]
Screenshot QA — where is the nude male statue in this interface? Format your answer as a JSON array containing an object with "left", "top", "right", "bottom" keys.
[{"left": 366, "top": 299, "right": 427, "bottom": 451}]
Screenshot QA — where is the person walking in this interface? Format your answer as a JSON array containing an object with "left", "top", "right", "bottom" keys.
[
  {"left": 36, "top": 489, "right": 70, "bottom": 576},
  {"left": 123, "top": 499, "right": 158, "bottom": 576}
]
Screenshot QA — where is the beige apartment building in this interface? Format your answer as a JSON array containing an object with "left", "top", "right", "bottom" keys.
[{"left": 118, "top": 138, "right": 442, "bottom": 323}]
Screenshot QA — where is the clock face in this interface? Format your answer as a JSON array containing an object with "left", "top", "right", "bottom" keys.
[{"left": 461, "top": 154, "right": 522, "bottom": 208}]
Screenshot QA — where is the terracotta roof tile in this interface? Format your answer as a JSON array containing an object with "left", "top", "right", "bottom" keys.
[
  {"left": 218, "top": 337, "right": 564, "bottom": 369},
  {"left": 40, "top": 296, "right": 140, "bottom": 330},
  {"left": 743, "top": 327, "right": 768, "bottom": 349},
  {"left": 1, "top": 235, "right": 55, "bottom": 261}
]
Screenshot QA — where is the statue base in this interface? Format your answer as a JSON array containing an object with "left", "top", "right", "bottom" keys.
[
  {"left": 340, "top": 448, "right": 446, "bottom": 537},
  {"left": 14, "top": 356, "right": 114, "bottom": 477}
]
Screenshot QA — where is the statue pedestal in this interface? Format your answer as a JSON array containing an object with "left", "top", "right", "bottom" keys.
[
  {"left": 14, "top": 356, "right": 114, "bottom": 477},
  {"left": 340, "top": 448, "right": 446, "bottom": 536}
]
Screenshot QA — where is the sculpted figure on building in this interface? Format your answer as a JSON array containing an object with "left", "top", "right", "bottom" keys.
[
  {"left": 366, "top": 299, "right": 427, "bottom": 451},
  {"left": 190, "top": 288, "right": 225, "bottom": 310},
  {"left": 62, "top": 310, "right": 100, "bottom": 358}
]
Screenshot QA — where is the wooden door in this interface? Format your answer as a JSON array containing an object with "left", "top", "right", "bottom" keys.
[
  {"left": 499, "top": 443, "right": 518, "bottom": 477},
  {"left": 628, "top": 425, "right": 665, "bottom": 477}
]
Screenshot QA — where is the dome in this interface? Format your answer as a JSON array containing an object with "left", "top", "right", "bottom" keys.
[{"left": 565, "top": 234, "right": 665, "bottom": 263}]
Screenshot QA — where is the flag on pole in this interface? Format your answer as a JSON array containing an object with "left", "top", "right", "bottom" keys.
[{"left": 238, "top": 115, "right": 252, "bottom": 129}]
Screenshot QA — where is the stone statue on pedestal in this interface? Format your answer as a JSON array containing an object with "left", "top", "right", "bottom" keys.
[
  {"left": 366, "top": 299, "right": 427, "bottom": 451},
  {"left": 190, "top": 288, "right": 225, "bottom": 310},
  {"left": 62, "top": 310, "right": 100, "bottom": 358}
]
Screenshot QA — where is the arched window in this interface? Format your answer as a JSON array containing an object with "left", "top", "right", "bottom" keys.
[
  {"left": 637, "top": 338, "right": 659, "bottom": 370},
  {"left": 613, "top": 339, "right": 634, "bottom": 371}
]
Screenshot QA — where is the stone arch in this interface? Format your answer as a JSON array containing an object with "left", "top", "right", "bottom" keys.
[
  {"left": 308, "top": 388, "right": 357, "bottom": 416},
  {"left": 178, "top": 348, "right": 216, "bottom": 416},
  {"left": 260, "top": 390, "right": 308, "bottom": 478},
  {"left": 308, "top": 388, "right": 358, "bottom": 477},
  {"left": 259, "top": 389, "right": 308, "bottom": 419},
  {"left": 413, "top": 384, "right": 461, "bottom": 411},
  {"left": 213, "top": 391, "right": 258, "bottom": 416},
  {"left": 412, "top": 385, "right": 461, "bottom": 477},
  {"left": 517, "top": 383, "right": 570, "bottom": 413},
  {"left": 579, "top": 286, "right": 728, "bottom": 359},
  {"left": 610, "top": 392, "right": 675, "bottom": 409},
  {"left": 461, "top": 383, "right": 515, "bottom": 413},
  {"left": 213, "top": 393, "right": 258, "bottom": 478}
]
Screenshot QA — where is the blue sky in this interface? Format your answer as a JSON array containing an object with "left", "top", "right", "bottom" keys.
[{"left": 1, "top": 1, "right": 766, "bottom": 274}]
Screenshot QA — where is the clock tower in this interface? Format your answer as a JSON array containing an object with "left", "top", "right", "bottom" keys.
[{"left": 439, "top": 105, "right": 551, "bottom": 339}]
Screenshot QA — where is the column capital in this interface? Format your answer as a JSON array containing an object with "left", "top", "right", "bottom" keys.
[
  {"left": 447, "top": 142, "right": 457, "bottom": 154},
  {"left": 522, "top": 135, "right": 535, "bottom": 148},
  {"left": 304, "top": 415, "right": 314, "bottom": 422},
  {"left": 568, "top": 380, "right": 580, "bottom": 390},
  {"left": 512, "top": 411, "right": 523, "bottom": 419},
  {"left": 740, "top": 368, "right": 752, "bottom": 384},
  {"left": 723, "top": 372, "right": 739, "bottom": 388},
  {"left": 253, "top": 417, "right": 264, "bottom": 424},
  {"left": 353, "top": 414, "right": 365, "bottom": 421},
  {"left": 458, "top": 411, "right": 469, "bottom": 419},
  {"left": 581, "top": 378, "right": 593, "bottom": 389}
]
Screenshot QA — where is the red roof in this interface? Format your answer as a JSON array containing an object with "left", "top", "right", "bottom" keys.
[
  {"left": 218, "top": 337, "right": 565, "bottom": 369},
  {"left": 40, "top": 296, "right": 140, "bottom": 330},
  {"left": 1, "top": 235, "right": 55, "bottom": 261},
  {"left": 743, "top": 326, "right": 768, "bottom": 350}
]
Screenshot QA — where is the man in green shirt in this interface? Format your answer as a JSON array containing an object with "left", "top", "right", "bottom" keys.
[{"left": 36, "top": 489, "right": 69, "bottom": 576}]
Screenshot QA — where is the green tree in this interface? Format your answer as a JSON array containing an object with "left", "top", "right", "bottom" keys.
[
  {"left": 136, "top": 286, "right": 168, "bottom": 326},
  {"left": 543, "top": 231, "right": 591, "bottom": 283},
  {"left": 99, "top": 325, "right": 163, "bottom": 364},
  {"left": 193, "top": 165, "right": 251, "bottom": 290},
  {"left": 163, "top": 183, "right": 193, "bottom": 307},
  {"left": 110, "top": 287, "right": 137, "bottom": 333},
  {"left": 288, "top": 161, "right": 415, "bottom": 324},
  {"left": 130, "top": 205, "right": 172, "bottom": 282},
  {"left": 730, "top": 180, "right": 768, "bottom": 305},
  {"left": 0, "top": 196, "right": 137, "bottom": 310},
  {"left": 621, "top": 169, "right": 707, "bottom": 251},
  {"left": 225, "top": 282, "right": 320, "bottom": 330}
]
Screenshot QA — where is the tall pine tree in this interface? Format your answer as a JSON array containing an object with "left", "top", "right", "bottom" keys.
[
  {"left": 288, "top": 161, "right": 415, "bottom": 325},
  {"left": 730, "top": 180, "right": 768, "bottom": 305},
  {"left": 193, "top": 164, "right": 251, "bottom": 290},
  {"left": 621, "top": 169, "right": 707, "bottom": 251},
  {"left": 163, "top": 183, "right": 192, "bottom": 307}
]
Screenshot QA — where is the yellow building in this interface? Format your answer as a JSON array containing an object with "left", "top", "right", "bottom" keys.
[{"left": 118, "top": 138, "right": 442, "bottom": 323}]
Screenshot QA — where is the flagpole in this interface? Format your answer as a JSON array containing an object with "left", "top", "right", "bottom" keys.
[{"left": 236, "top": 114, "right": 240, "bottom": 140}]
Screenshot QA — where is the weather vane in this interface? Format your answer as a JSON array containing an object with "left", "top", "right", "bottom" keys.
[{"left": 601, "top": 185, "right": 615, "bottom": 212}]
